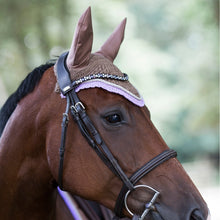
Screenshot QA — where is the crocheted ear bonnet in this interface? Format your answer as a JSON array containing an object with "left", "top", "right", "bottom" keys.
[{"left": 54, "top": 7, "right": 144, "bottom": 107}]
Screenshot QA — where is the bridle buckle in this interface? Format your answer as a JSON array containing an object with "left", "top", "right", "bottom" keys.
[{"left": 71, "top": 102, "right": 85, "bottom": 113}]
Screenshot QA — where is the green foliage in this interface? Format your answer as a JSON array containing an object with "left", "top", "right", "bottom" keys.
[
  {"left": 125, "top": 0, "right": 219, "bottom": 163},
  {"left": 0, "top": 0, "right": 218, "bottom": 164}
]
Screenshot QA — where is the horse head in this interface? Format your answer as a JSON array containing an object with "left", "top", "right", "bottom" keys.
[{"left": 43, "top": 7, "right": 209, "bottom": 219}]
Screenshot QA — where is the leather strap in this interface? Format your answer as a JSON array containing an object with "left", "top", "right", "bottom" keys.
[
  {"left": 56, "top": 52, "right": 73, "bottom": 95},
  {"left": 114, "top": 149, "right": 177, "bottom": 217},
  {"left": 58, "top": 96, "right": 70, "bottom": 189},
  {"left": 57, "top": 52, "right": 134, "bottom": 191},
  {"left": 68, "top": 88, "right": 134, "bottom": 191}
]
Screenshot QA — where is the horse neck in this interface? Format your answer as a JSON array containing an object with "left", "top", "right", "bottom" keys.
[{"left": 0, "top": 68, "right": 57, "bottom": 219}]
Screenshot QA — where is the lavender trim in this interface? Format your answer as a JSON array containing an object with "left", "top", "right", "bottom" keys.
[
  {"left": 75, "top": 79, "right": 145, "bottom": 107},
  {"left": 61, "top": 79, "right": 145, "bottom": 107},
  {"left": 57, "top": 187, "right": 82, "bottom": 220}
]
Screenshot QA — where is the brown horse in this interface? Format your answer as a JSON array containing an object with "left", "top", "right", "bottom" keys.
[{"left": 0, "top": 7, "right": 210, "bottom": 220}]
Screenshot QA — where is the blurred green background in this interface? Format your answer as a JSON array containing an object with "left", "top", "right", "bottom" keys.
[{"left": 0, "top": 0, "right": 219, "bottom": 215}]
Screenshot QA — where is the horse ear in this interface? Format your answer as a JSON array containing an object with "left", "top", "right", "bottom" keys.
[
  {"left": 96, "top": 18, "right": 127, "bottom": 62},
  {"left": 66, "top": 7, "right": 93, "bottom": 69}
]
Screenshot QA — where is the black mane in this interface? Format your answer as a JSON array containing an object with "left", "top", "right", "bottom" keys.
[{"left": 0, "top": 62, "right": 55, "bottom": 137}]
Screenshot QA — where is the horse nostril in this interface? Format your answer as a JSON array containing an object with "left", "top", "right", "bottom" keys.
[{"left": 190, "top": 209, "right": 205, "bottom": 220}]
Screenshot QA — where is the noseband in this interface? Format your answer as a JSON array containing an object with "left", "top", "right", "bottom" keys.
[{"left": 56, "top": 52, "right": 177, "bottom": 219}]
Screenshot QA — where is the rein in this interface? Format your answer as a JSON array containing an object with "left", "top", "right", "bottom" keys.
[{"left": 56, "top": 52, "right": 177, "bottom": 219}]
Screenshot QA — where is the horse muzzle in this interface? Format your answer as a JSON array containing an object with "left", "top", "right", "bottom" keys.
[
  {"left": 151, "top": 205, "right": 210, "bottom": 220},
  {"left": 124, "top": 184, "right": 210, "bottom": 220},
  {"left": 130, "top": 207, "right": 210, "bottom": 220}
]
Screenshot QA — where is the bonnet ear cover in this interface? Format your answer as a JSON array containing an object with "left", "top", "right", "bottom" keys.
[
  {"left": 96, "top": 18, "right": 127, "bottom": 62},
  {"left": 66, "top": 7, "right": 93, "bottom": 70}
]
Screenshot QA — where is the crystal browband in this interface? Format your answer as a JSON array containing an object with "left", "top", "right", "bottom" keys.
[{"left": 72, "top": 73, "right": 129, "bottom": 87}]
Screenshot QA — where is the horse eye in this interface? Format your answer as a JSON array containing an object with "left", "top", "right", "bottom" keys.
[{"left": 105, "top": 114, "right": 122, "bottom": 124}]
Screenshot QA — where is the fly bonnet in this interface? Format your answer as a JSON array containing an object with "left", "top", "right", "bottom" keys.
[{"left": 54, "top": 7, "right": 144, "bottom": 107}]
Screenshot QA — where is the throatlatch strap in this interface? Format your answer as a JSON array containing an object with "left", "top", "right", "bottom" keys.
[{"left": 58, "top": 96, "right": 70, "bottom": 189}]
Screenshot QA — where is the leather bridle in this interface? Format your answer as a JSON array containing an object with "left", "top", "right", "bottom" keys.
[{"left": 56, "top": 52, "right": 177, "bottom": 219}]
